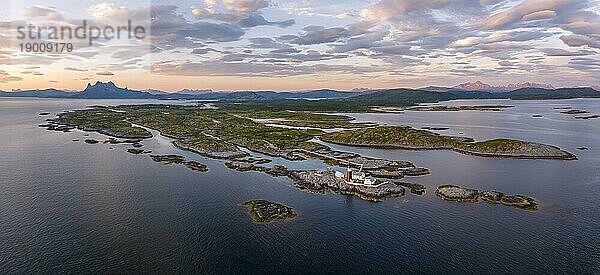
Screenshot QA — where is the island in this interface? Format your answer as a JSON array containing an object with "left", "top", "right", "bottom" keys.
[
  {"left": 48, "top": 108, "right": 152, "bottom": 139},
  {"left": 320, "top": 126, "right": 577, "bottom": 160},
  {"left": 43, "top": 105, "right": 563, "bottom": 203},
  {"left": 127, "top": 148, "right": 149, "bottom": 155},
  {"left": 241, "top": 200, "right": 297, "bottom": 223},
  {"left": 561, "top": 109, "right": 589, "bottom": 115},
  {"left": 149, "top": 154, "right": 208, "bottom": 173},
  {"left": 289, "top": 170, "right": 406, "bottom": 202},
  {"left": 435, "top": 185, "right": 537, "bottom": 210},
  {"left": 407, "top": 105, "right": 514, "bottom": 112}
]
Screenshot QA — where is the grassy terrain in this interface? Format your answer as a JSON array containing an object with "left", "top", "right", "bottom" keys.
[
  {"left": 60, "top": 105, "right": 327, "bottom": 156},
  {"left": 56, "top": 105, "right": 575, "bottom": 160},
  {"left": 321, "top": 126, "right": 459, "bottom": 148},
  {"left": 58, "top": 107, "right": 151, "bottom": 138},
  {"left": 321, "top": 126, "right": 575, "bottom": 159},
  {"left": 463, "top": 139, "right": 524, "bottom": 151}
]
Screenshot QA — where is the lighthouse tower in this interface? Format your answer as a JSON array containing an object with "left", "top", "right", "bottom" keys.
[{"left": 346, "top": 161, "right": 352, "bottom": 182}]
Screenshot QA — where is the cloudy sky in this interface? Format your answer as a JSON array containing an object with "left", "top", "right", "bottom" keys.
[{"left": 1, "top": 0, "right": 599, "bottom": 91}]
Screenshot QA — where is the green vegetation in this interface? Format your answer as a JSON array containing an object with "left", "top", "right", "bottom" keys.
[
  {"left": 321, "top": 126, "right": 576, "bottom": 160},
  {"left": 321, "top": 126, "right": 459, "bottom": 149},
  {"left": 464, "top": 139, "right": 524, "bottom": 151},
  {"left": 57, "top": 107, "right": 151, "bottom": 138},
  {"left": 57, "top": 105, "right": 327, "bottom": 158},
  {"left": 54, "top": 105, "right": 576, "bottom": 160}
]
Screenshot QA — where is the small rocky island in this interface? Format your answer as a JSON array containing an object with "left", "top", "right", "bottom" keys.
[
  {"left": 290, "top": 170, "right": 407, "bottom": 202},
  {"left": 150, "top": 155, "right": 209, "bottom": 173},
  {"left": 560, "top": 109, "right": 588, "bottom": 115},
  {"left": 241, "top": 200, "right": 297, "bottom": 223},
  {"left": 407, "top": 105, "right": 514, "bottom": 112},
  {"left": 127, "top": 148, "right": 150, "bottom": 155},
  {"left": 575, "top": 115, "right": 599, "bottom": 120},
  {"left": 435, "top": 185, "right": 538, "bottom": 210}
]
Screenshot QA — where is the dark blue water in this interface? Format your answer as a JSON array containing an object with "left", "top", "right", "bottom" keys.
[{"left": 0, "top": 98, "right": 599, "bottom": 273}]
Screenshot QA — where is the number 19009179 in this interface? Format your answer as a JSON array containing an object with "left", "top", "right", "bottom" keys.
[{"left": 19, "top": 43, "right": 73, "bottom": 53}]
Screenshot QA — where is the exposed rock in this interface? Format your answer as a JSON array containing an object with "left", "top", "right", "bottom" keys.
[
  {"left": 397, "top": 182, "right": 426, "bottom": 195},
  {"left": 84, "top": 139, "right": 100, "bottom": 144},
  {"left": 183, "top": 161, "right": 208, "bottom": 172},
  {"left": 290, "top": 170, "right": 405, "bottom": 202},
  {"left": 225, "top": 162, "right": 290, "bottom": 177},
  {"left": 234, "top": 157, "right": 272, "bottom": 164},
  {"left": 241, "top": 200, "right": 297, "bottom": 224},
  {"left": 225, "top": 161, "right": 254, "bottom": 171},
  {"left": 458, "top": 140, "right": 577, "bottom": 160},
  {"left": 46, "top": 124, "right": 76, "bottom": 132},
  {"left": 435, "top": 185, "right": 479, "bottom": 202},
  {"left": 127, "top": 148, "right": 148, "bottom": 155},
  {"left": 173, "top": 140, "right": 248, "bottom": 160},
  {"left": 400, "top": 167, "right": 431, "bottom": 176},
  {"left": 150, "top": 154, "right": 185, "bottom": 164},
  {"left": 150, "top": 154, "right": 208, "bottom": 173},
  {"left": 561, "top": 109, "right": 588, "bottom": 115},
  {"left": 422, "top": 126, "right": 450, "bottom": 131},
  {"left": 436, "top": 185, "right": 538, "bottom": 210},
  {"left": 479, "top": 191, "right": 537, "bottom": 210}
]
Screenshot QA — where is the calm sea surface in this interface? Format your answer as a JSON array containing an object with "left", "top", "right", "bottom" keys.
[{"left": 0, "top": 98, "right": 599, "bottom": 273}]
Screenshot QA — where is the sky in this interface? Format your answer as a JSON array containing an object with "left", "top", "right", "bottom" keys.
[{"left": 0, "top": 0, "right": 599, "bottom": 92}]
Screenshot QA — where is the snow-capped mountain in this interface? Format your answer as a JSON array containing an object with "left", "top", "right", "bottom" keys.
[
  {"left": 506, "top": 81, "right": 554, "bottom": 90},
  {"left": 450, "top": 81, "right": 555, "bottom": 91},
  {"left": 453, "top": 81, "right": 493, "bottom": 90}
]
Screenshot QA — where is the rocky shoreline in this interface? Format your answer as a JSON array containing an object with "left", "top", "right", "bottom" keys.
[
  {"left": 47, "top": 112, "right": 153, "bottom": 139},
  {"left": 435, "top": 185, "right": 537, "bottom": 210}
]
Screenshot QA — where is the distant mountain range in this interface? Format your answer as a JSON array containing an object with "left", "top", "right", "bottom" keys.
[
  {"left": 1, "top": 81, "right": 599, "bottom": 102},
  {"left": 348, "top": 87, "right": 600, "bottom": 106},
  {"left": 0, "top": 82, "right": 364, "bottom": 100},
  {"left": 421, "top": 81, "right": 556, "bottom": 92}
]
